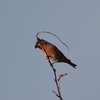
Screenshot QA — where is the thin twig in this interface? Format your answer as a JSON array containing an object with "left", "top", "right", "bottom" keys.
[
  {"left": 36, "top": 31, "right": 69, "bottom": 51},
  {"left": 58, "top": 73, "right": 67, "bottom": 81},
  {"left": 52, "top": 90, "right": 59, "bottom": 97},
  {"left": 51, "top": 66, "right": 63, "bottom": 100}
]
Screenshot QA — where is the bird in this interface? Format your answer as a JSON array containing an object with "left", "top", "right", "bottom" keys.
[{"left": 35, "top": 39, "right": 77, "bottom": 69}]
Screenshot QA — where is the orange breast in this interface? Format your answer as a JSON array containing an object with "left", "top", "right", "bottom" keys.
[{"left": 40, "top": 44, "right": 60, "bottom": 57}]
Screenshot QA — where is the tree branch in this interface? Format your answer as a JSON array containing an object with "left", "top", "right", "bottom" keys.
[{"left": 48, "top": 59, "right": 63, "bottom": 100}]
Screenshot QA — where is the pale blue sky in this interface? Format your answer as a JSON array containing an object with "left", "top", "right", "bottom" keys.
[{"left": 0, "top": 0, "right": 100, "bottom": 100}]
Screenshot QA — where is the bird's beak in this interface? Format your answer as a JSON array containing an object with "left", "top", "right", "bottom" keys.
[
  {"left": 35, "top": 45, "right": 41, "bottom": 49},
  {"left": 35, "top": 45, "right": 38, "bottom": 48}
]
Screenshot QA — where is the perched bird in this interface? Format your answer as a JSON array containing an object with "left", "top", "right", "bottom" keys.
[{"left": 35, "top": 39, "right": 77, "bottom": 69}]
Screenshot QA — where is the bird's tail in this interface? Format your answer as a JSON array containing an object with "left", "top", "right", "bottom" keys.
[
  {"left": 64, "top": 58, "right": 77, "bottom": 69},
  {"left": 67, "top": 61, "right": 77, "bottom": 69}
]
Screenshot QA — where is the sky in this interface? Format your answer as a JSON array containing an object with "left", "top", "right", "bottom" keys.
[{"left": 0, "top": 0, "right": 100, "bottom": 100}]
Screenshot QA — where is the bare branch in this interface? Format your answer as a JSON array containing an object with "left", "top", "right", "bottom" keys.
[
  {"left": 58, "top": 73, "right": 67, "bottom": 81},
  {"left": 52, "top": 90, "right": 59, "bottom": 97}
]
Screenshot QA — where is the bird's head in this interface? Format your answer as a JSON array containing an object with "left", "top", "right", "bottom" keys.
[{"left": 35, "top": 39, "right": 47, "bottom": 49}]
